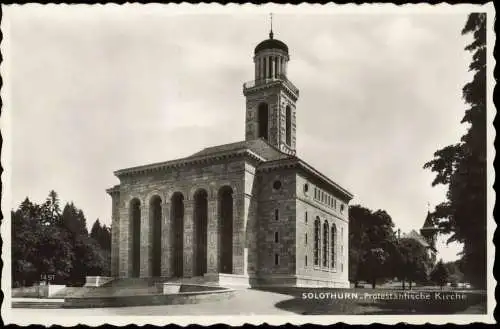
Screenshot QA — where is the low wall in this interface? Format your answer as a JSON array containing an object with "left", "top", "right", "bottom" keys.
[
  {"left": 12, "top": 286, "right": 41, "bottom": 298},
  {"left": 63, "top": 287, "right": 235, "bottom": 308},
  {"left": 12, "top": 284, "right": 67, "bottom": 298},
  {"left": 204, "top": 273, "right": 251, "bottom": 288},
  {"left": 84, "top": 276, "right": 115, "bottom": 287}
]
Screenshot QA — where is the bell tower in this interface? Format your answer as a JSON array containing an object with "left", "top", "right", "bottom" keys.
[{"left": 243, "top": 17, "right": 299, "bottom": 156}]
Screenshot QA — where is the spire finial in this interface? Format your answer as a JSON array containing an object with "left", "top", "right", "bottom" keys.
[
  {"left": 269, "top": 13, "right": 274, "bottom": 39},
  {"left": 427, "top": 202, "right": 431, "bottom": 213}
]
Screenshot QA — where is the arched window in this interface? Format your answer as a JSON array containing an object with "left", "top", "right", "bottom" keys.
[
  {"left": 274, "top": 56, "right": 278, "bottom": 78},
  {"left": 323, "top": 221, "right": 329, "bottom": 267},
  {"left": 314, "top": 217, "right": 321, "bottom": 266},
  {"left": 331, "top": 224, "right": 337, "bottom": 269},
  {"left": 285, "top": 105, "right": 292, "bottom": 145},
  {"left": 258, "top": 103, "right": 269, "bottom": 140}
]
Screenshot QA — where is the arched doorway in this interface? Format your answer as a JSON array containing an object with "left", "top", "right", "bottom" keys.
[
  {"left": 193, "top": 189, "right": 208, "bottom": 276},
  {"left": 129, "top": 198, "right": 141, "bottom": 278},
  {"left": 171, "top": 192, "right": 184, "bottom": 277},
  {"left": 149, "top": 196, "right": 162, "bottom": 277},
  {"left": 258, "top": 103, "right": 269, "bottom": 140},
  {"left": 218, "top": 186, "right": 233, "bottom": 274}
]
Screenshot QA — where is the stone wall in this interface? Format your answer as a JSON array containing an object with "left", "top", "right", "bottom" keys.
[
  {"left": 115, "top": 158, "right": 251, "bottom": 279},
  {"left": 294, "top": 173, "right": 349, "bottom": 287},
  {"left": 256, "top": 167, "right": 297, "bottom": 277}
]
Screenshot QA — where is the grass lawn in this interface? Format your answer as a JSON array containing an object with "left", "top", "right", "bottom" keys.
[{"left": 257, "top": 287, "right": 487, "bottom": 315}]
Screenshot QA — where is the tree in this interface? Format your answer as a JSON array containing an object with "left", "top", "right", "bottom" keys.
[
  {"left": 12, "top": 191, "right": 111, "bottom": 287},
  {"left": 394, "top": 238, "right": 431, "bottom": 290},
  {"left": 423, "top": 13, "right": 487, "bottom": 288},
  {"left": 61, "top": 203, "right": 88, "bottom": 236},
  {"left": 90, "top": 219, "right": 111, "bottom": 251},
  {"left": 12, "top": 197, "right": 75, "bottom": 286},
  {"left": 363, "top": 248, "right": 388, "bottom": 289},
  {"left": 41, "top": 190, "right": 62, "bottom": 225},
  {"left": 349, "top": 205, "right": 397, "bottom": 287},
  {"left": 443, "top": 260, "right": 464, "bottom": 284},
  {"left": 431, "top": 260, "right": 449, "bottom": 289}
]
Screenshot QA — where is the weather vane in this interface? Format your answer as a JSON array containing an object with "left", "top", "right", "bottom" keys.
[{"left": 269, "top": 13, "right": 274, "bottom": 39}]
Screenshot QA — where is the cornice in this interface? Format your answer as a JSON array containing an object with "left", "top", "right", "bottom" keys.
[{"left": 114, "top": 148, "right": 266, "bottom": 178}]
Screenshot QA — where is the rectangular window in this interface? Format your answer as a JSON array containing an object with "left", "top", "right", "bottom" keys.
[
  {"left": 305, "top": 255, "right": 308, "bottom": 267},
  {"left": 274, "top": 253, "right": 280, "bottom": 265},
  {"left": 305, "top": 211, "right": 308, "bottom": 223},
  {"left": 305, "top": 233, "right": 307, "bottom": 245},
  {"left": 274, "top": 231, "right": 279, "bottom": 243},
  {"left": 274, "top": 209, "right": 279, "bottom": 221},
  {"left": 341, "top": 263, "right": 344, "bottom": 272},
  {"left": 334, "top": 199, "right": 337, "bottom": 209}
]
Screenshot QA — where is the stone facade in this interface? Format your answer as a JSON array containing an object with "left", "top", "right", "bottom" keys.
[{"left": 107, "top": 30, "right": 353, "bottom": 288}]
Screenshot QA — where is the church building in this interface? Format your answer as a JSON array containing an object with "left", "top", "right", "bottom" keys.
[{"left": 107, "top": 26, "right": 353, "bottom": 288}]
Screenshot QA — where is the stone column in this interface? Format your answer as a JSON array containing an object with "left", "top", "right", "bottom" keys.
[
  {"left": 110, "top": 192, "right": 120, "bottom": 277},
  {"left": 243, "top": 194, "right": 255, "bottom": 276},
  {"left": 207, "top": 198, "right": 219, "bottom": 273},
  {"left": 265, "top": 57, "right": 269, "bottom": 79},
  {"left": 140, "top": 204, "right": 150, "bottom": 277},
  {"left": 161, "top": 202, "right": 172, "bottom": 278},
  {"left": 118, "top": 205, "right": 129, "bottom": 278},
  {"left": 259, "top": 57, "right": 266, "bottom": 80},
  {"left": 254, "top": 59, "right": 258, "bottom": 81},
  {"left": 232, "top": 192, "right": 246, "bottom": 275},
  {"left": 183, "top": 199, "right": 194, "bottom": 277}
]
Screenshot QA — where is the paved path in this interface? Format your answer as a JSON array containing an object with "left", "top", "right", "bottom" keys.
[{"left": 9, "top": 289, "right": 295, "bottom": 317}]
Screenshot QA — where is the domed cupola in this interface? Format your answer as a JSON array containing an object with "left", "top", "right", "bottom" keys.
[
  {"left": 254, "top": 31, "right": 289, "bottom": 55},
  {"left": 251, "top": 23, "right": 290, "bottom": 82}
]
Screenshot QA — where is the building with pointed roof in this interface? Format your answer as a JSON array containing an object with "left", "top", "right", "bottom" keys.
[
  {"left": 402, "top": 211, "right": 439, "bottom": 266},
  {"left": 107, "top": 26, "right": 353, "bottom": 288}
]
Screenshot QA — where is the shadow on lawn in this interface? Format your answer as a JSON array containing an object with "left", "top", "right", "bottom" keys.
[{"left": 254, "top": 287, "right": 487, "bottom": 315}]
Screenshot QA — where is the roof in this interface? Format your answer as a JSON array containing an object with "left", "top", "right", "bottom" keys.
[
  {"left": 190, "top": 139, "right": 289, "bottom": 161},
  {"left": 422, "top": 211, "right": 435, "bottom": 228},
  {"left": 404, "top": 230, "right": 430, "bottom": 248},
  {"left": 113, "top": 138, "right": 353, "bottom": 200},
  {"left": 254, "top": 32, "right": 288, "bottom": 54},
  {"left": 114, "top": 138, "right": 290, "bottom": 177}
]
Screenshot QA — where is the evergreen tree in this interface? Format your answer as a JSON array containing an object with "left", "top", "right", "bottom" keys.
[{"left": 12, "top": 191, "right": 111, "bottom": 286}]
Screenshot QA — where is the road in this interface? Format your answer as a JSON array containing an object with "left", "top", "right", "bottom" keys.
[{"left": 6, "top": 288, "right": 295, "bottom": 325}]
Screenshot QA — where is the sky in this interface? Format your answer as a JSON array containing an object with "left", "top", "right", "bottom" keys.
[{"left": 3, "top": 4, "right": 475, "bottom": 262}]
